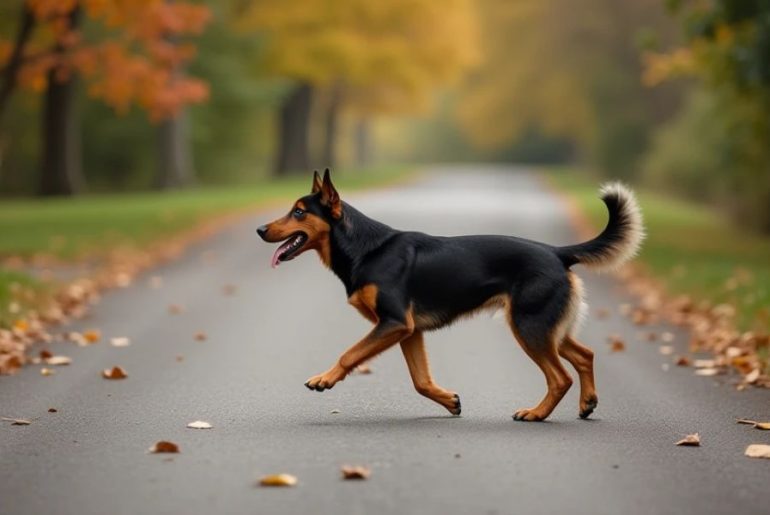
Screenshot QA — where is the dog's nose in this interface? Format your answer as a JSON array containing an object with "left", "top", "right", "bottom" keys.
[{"left": 256, "top": 225, "right": 269, "bottom": 240}]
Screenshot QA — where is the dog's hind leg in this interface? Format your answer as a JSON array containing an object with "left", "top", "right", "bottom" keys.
[
  {"left": 558, "top": 335, "right": 597, "bottom": 419},
  {"left": 508, "top": 279, "right": 574, "bottom": 422},
  {"left": 400, "top": 331, "right": 461, "bottom": 415}
]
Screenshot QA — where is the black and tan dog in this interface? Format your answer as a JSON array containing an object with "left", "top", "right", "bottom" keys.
[{"left": 257, "top": 170, "right": 643, "bottom": 421}]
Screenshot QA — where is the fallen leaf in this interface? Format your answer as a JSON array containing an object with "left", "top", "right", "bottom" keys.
[
  {"left": 695, "top": 368, "right": 720, "bottom": 377},
  {"left": 187, "top": 420, "right": 212, "bottom": 429},
  {"left": 193, "top": 331, "right": 207, "bottom": 342},
  {"left": 341, "top": 465, "right": 371, "bottom": 480},
  {"left": 45, "top": 355, "right": 72, "bottom": 366},
  {"left": 736, "top": 419, "right": 770, "bottom": 430},
  {"left": 659, "top": 345, "right": 674, "bottom": 356},
  {"left": 675, "top": 433, "right": 700, "bottom": 446},
  {"left": 83, "top": 329, "right": 101, "bottom": 344},
  {"left": 110, "top": 337, "right": 131, "bottom": 347},
  {"left": 745, "top": 444, "right": 770, "bottom": 459},
  {"left": 674, "top": 356, "right": 690, "bottom": 366},
  {"left": 354, "top": 364, "right": 372, "bottom": 374},
  {"left": 149, "top": 441, "right": 179, "bottom": 453},
  {"left": 40, "top": 367, "right": 55, "bottom": 376},
  {"left": 693, "top": 359, "right": 716, "bottom": 369},
  {"left": 102, "top": 366, "right": 128, "bottom": 380},
  {"left": 745, "top": 369, "right": 760, "bottom": 384},
  {"left": 2, "top": 417, "right": 31, "bottom": 425},
  {"left": 259, "top": 473, "right": 297, "bottom": 487},
  {"left": 330, "top": 409, "right": 340, "bottom": 414},
  {"left": 39, "top": 350, "right": 53, "bottom": 360},
  {"left": 48, "top": 408, "right": 57, "bottom": 413},
  {"left": 13, "top": 319, "right": 29, "bottom": 332},
  {"left": 608, "top": 338, "right": 626, "bottom": 352}
]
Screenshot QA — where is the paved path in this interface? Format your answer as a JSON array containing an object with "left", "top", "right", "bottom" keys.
[{"left": 1, "top": 166, "right": 767, "bottom": 515}]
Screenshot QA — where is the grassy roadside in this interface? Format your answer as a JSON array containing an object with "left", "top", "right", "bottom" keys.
[
  {"left": 0, "top": 166, "right": 412, "bottom": 328},
  {"left": 546, "top": 169, "right": 770, "bottom": 333}
]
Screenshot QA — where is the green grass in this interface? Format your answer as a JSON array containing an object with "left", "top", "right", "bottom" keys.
[
  {"left": 0, "top": 165, "right": 412, "bottom": 328},
  {"left": 547, "top": 169, "right": 770, "bottom": 332},
  {"left": 0, "top": 166, "right": 411, "bottom": 261}
]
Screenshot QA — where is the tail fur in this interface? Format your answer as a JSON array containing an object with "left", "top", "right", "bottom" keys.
[{"left": 556, "top": 182, "right": 645, "bottom": 272}]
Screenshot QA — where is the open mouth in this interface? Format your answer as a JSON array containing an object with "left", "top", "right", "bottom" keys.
[{"left": 271, "top": 232, "right": 308, "bottom": 268}]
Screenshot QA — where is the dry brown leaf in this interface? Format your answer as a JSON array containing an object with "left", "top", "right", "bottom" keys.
[
  {"left": 149, "top": 441, "right": 179, "bottom": 453},
  {"left": 45, "top": 355, "right": 72, "bottom": 366},
  {"left": 83, "top": 329, "right": 101, "bottom": 344},
  {"left": 110, "top": 337, "right": 131, "bottom": 347},
  {"left": 40, "top": 367, "right": 55, "bottom": 376},
  {"left": 259, "top": 473, "right": 297, "bottom": 487},
  {"left": 341, "top": 465, "right": 371, "bottom": 480},
  {"left": 745, "top": 444, "right": 770, "bottom": 459},
  {"left": 608, "top": 338, "right": 626, "bottom": 352},
  {"left": 736, "top": 419, "right": 770, "bottom": 430},
  {"left": 48, "top": 408, "right": 57, "bottom": 413},
  {"left": 187, "top": 420, "right": 212, "bottom": 429},
  {"left": 193, "top": 332, "right": 207, "bottom": 342},
  {"left": 674, "top": 356, "right": 690, "bottom": 367},
  {"left": 102, "top": 366, "right": 128, "bottom": 380},
  {"left": 39, "top": 350, "right": 53, "bottom": 360},
  {"left": 2, "top": 417, "right": 31, "bottom": 425},
  {"left": 745, "top": 369, "right": 760, "bottom": 384},
  {"left": 675, "top": 433, "right": 700, "bottom": 446},
  {"left": 354, "top": 364, "right": 372, "bottom": 374}
]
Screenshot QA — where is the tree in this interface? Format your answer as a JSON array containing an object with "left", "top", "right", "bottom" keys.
[
  {"left": 645, "top": 0, "right": 770, "bottom": 232},
  {"left": 0, "top": 0, "right": 210, "bottom": 195},
  {"left": 455, "top": 0, "right": 680, "bottom": 178},
  {"left": 235, "top": 0, "right": 478, "bottom": 174}
]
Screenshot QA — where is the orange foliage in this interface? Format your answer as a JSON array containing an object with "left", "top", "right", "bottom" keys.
[{"left": 2, "top": 0, "right": 210, "bottom": 120}]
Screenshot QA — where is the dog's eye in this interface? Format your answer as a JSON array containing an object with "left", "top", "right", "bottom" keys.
[{"left": 293, "top": 208, "right": 305, "bottom": 218}]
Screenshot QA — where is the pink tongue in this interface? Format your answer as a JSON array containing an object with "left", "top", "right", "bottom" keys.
[{"left": 270, "top": 241, "right": 291, "bottom": 268}]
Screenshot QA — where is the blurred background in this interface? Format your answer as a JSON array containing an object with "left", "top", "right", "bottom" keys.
[{"left": 0, "top": 1, "right": 769, "bottom": 349}]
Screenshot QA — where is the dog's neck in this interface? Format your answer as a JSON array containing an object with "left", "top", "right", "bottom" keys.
[{"left": 328, "top": 202, "right": 396, "bottom": 293}]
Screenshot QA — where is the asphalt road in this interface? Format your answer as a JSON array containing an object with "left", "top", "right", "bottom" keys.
[{"left": 1, "top": 166, "right": 768, "bottom": 515}]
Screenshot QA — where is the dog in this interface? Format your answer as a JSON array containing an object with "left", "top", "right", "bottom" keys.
[{"left": 257, "top": 170, "right": 643, "bottom": 421}]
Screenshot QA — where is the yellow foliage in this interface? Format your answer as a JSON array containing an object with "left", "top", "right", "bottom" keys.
[
  {"left": 641, "top": 48, "right": 696, "bottom": 87},
  {"left": 237, "top": 0, "right": 478, "bottom": 114}
]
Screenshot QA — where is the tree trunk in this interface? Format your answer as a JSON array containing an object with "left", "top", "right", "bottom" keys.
[
  {"left": 354, "top": 118, "right": 371, "bottom": 168},
  {"left": 0, "top": 5, "right": 35, "bottom": 121},
  {"left": 274, "top": 82, "right": 313, "bottom": 176},
  {"left": 156, "top": 110, "right": 195, "bottom": 189},
  {"left": 321, "top": 83, "right": 342, "bottom": 169},
  {"left": 38, "top": 7, "right": 83, "bottom": 197}
]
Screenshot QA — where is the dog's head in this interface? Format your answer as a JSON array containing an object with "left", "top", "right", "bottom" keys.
[{"left": 257, "top": 169, "right": 342, "bottom": 268}]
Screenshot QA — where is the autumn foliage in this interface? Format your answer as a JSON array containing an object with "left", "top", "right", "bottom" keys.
[{"left": 0, "top": 0, "right": 211, "bottom": 120}]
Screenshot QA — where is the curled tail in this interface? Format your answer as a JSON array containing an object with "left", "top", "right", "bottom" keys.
[{"left": 556, "top": 182, "right": 645, "bottom": 272}]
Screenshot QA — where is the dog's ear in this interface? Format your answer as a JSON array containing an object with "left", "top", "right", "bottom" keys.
[
  {"left": 311, "top": 170, "right": 323, "bottom": 194},
  {"left": 320, "top": 168, "right": 342, "bottom": 219}
]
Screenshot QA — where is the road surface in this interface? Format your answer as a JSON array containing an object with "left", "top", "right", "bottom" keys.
[{"left": 1, "top": 166, "right": 768, "bottom": 515}]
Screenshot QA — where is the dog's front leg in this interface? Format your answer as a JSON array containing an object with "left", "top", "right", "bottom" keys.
[{"left": 305, "top": 319, "right": 413, "bottom": 392}]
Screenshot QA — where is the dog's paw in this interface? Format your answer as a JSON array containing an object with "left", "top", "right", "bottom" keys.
[
  {"left": 447, "top": 394, "right": 461, "bottom": 416},
  {"left": 579, "top": 395, "right": 598, "bottom": 419},
  {"left": 512, "top": 408, "right": 547, "bottom": 422},
  {"left": 304, "top": 367, "right": 344, "bottom": 392}
]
